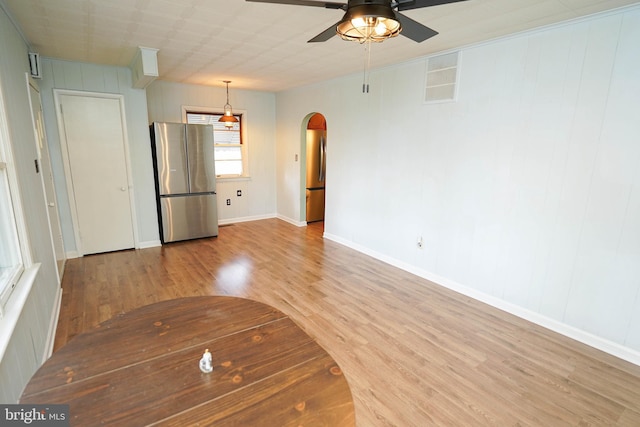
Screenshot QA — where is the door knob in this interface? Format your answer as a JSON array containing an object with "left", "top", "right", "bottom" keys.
[
  {"left": 48, "top": 202, "right": 55, "bottom": 207},
  {"left": 121, "top": 187, "right": 127, "bottom": 191}
]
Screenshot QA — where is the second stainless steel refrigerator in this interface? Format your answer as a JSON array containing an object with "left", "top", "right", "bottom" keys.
[
  {"left": 306, "top": 129, "right": 326, "bottom": 222},
  {"left": 151, "top": 122, "right": 218, "bottom": 243}
]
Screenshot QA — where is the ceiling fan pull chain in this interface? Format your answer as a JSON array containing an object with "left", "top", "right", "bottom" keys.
[
  {"left": 363, "top": 40, "right": 371, "bottom": 93},
  {"left": 362, "top": 42, "right": 367, "bottom": 93}
]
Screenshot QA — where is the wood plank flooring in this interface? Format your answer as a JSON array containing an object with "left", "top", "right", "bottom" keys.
[{"left": 54, "top": 218, "right": 640, "bottom": 426}]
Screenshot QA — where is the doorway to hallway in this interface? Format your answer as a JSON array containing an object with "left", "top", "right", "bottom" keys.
[{"left": 305, "top": 113, "right": 326, "bottom": 223}]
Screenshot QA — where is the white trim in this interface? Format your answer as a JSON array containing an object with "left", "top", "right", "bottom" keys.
[
  {"left": 25, "top": 75, "right": 42, "bottom": 161},
  {"left": 57, "top": 258, "right": 66, "bottom": 278},
  {"left": 53, "top": 89, "right": 139, "bottom": 256},
  {"left": 323, "top": 232, "right": 640, "bottom": 367},
  {"left": 0, "top": 77, "right": 32, "bottom": 268},
  {"left": 43, "top": 286, "right": 63, "bottom": 362},
  {"left": 219, "top": 213, "right": 277, "bottom": 226},
  {"left": 54, "top": 90, "right": 83, "bottom": 254},
  {"left": 0, "top": 264, "right": 40, "bottom": 363},
  {"left": 26, "top": 73, "right": 62, "bottom": 285},
  {"left": 118, "top": 96, "right": 141, "bottom": 250},
  {"left": 216, "top": 176, "right": 252, "bottom": 183},
  {"left": 0, "top": 69, "right": 30, "bottom": 314},
  {"left": 138, "top": 240, "right": 161, "bottom": 249},
  {"left": 275, "top": 214, "right": 307, "bottom": 228},
  {"left": 64, "top": 250, "right": 81, "bottom": 260}
]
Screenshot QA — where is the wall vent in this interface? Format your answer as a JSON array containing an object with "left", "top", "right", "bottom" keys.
[
  {"left": 424, "top": 51, "right": 459, "bottom": 103},
  {"left": 28, "top": 52, "right": 41, "bottom": 79}
]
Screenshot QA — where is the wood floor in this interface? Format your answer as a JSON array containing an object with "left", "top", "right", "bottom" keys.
[{"left": 54, "top": 218, "right": 640, "bottom": 426}]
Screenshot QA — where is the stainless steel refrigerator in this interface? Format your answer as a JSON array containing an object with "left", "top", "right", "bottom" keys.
[
  {"left": 306, "top": 129, "right": 326, "bottom": 222},
  {"left": 151, "top": 122, "right": 218, "bottom": 243}
]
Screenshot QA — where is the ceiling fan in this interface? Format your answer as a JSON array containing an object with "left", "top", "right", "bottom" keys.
[{"left": 245, "top": 0, "right": 468, "bottom": 43}]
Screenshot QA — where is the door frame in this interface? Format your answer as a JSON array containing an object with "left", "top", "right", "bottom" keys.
[
  {"left": 53, "top": 89, "right": 139, "bottom": 256},
  {"left": 26, "top": 74, "right": 65, "bottom": 281}
]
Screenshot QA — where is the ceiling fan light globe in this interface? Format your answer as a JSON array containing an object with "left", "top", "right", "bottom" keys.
[
  {"left": 351, "top": 17, "right": 366, "bottom": 27},
  {"left": 375, "top": 20, "right": 390, "bottom": 36}
]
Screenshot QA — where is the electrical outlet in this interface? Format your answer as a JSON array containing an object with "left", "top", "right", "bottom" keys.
[
  {"left": 237, "top": 190, "right": 242, "bottom": 197},
  {"left": 226, "top": 199, "right": 231, "bottom": 206}
]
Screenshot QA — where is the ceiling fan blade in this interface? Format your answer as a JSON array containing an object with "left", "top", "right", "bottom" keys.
[
  {"left": 308, "top": 22, "right": 340, "bottom": 42},
  {"left": 396, "top": 0, "right": 468, "bottom": 12},
  {"left": 246, "top": 0, "right": 346, "bottom": 10},
  {"left": 396, "top": 12, "right": 438, "bottom": 42}
]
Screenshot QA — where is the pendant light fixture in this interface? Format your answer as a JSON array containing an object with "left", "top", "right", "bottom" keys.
[
  {"left": 336, "top": 3, "right": 401, "bottom": 43},
  {"left": 219, "top": 80, "right": 239, "bottom": 129}
]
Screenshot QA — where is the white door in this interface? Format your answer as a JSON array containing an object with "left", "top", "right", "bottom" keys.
[
  {"left": 57, "top": 92, "right": 135, "bottom": 255},
  {"left": 28, "top": 78, "right": 65, "bottom": 278}
]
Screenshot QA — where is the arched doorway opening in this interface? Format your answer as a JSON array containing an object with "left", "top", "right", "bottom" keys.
[{"left": 305, "top": 113, "right": 326, "bottom": 223}]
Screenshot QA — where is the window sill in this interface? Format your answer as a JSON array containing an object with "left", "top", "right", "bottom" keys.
[
  {"left": 0, "top": 263, "right": 40, "bottom": 362},
  {"left": 216, "top": 176, "right": 251, "bottom": 183}
]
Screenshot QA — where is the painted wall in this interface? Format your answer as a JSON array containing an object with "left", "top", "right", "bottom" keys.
[
  {"left": 0, "top": 6, "right": 59, "bottom": 402},
  {"left": 38, "top": 58, "right": 159, "bottom": 254},
  {"left": 146, "top": 80, "right": 277, "bottom": 223},
  {"left": 276, "top": 6, "right": 640, "bottom": 361}
]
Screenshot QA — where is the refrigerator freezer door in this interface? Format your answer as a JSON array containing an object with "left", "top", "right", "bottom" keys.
[
  {"left": 153, "top": 123, "right": 188, "bottom": 196},
  {"left": 186, "top": 124, "right": 216, "bottom": 193},
  {"left": 160, "top": 194, "right": 219, "bottom": 243},
  {"left": 306, "top": 188, "right": 325, "bottom": 222}
]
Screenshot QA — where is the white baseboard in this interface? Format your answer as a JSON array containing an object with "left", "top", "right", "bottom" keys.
[
  {"left": 43, "top": 286, "right": 63, "bottom": 362},
  {"left": 57, "top": 258, "right": 66, "bottom": 280},
  {"left": 275, "top": 214, "right": 307, "bottom": 227},
  {"left": 65, "top": 250, "right": 80, "bottom": 259},
  {"left": 323, "top": 232, "right": 640, "bottom": 367},
  {"left": 66, "top": 240, "right": 161, "bottom": 256},
  {"left": 219, "top": 213, "right": 277, "bottom": 226},
  {"left": 138, "top": 239, "right": 161, "bottom": 249}
]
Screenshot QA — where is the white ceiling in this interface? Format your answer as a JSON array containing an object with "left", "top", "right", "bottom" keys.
[{"left": 2, "top": 0, "right": 639, "bottom": 92}]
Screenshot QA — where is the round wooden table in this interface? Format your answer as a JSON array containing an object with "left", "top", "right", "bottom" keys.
[{"left": 20, "top": 296, "right": 355, "bottom": 426}]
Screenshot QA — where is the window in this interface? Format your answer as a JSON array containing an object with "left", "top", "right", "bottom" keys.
[
  {"left": 186, "top": 110, "right": 246, "bottom": 177},
  {"left": 0, "top": 125, "right": 24, "bottom": 317}
]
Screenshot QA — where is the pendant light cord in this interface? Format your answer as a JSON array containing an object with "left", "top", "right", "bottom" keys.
[{"left": 223, "top": 80, "right": 231, "bottom": 107}]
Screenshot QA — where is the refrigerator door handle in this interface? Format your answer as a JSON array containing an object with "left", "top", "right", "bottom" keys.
[{"left": 318, "top": 135, "right": 326, "bottom": 183}]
